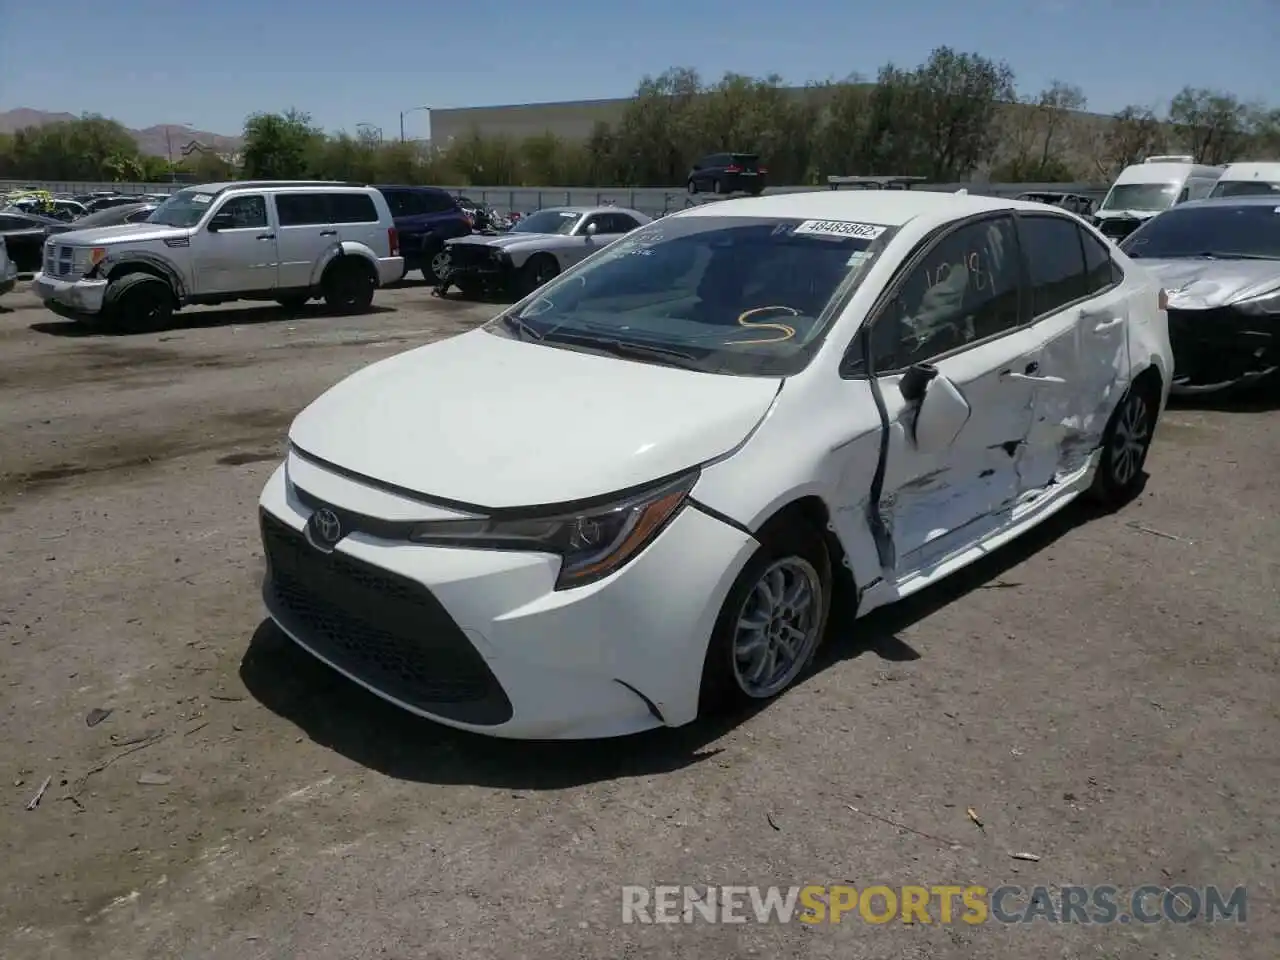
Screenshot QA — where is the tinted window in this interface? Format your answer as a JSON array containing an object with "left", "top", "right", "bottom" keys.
[
  {"left": 421, "top": 191, "right": 457, "bottom": 214},
  {"left": 275, "top": 193, "right": 331, "bottom": 226},
  {"left": 1020, "top": 215, "right": 1088, "bottom": 317},
  {"left": 213, "top": 195, "right": 267, "bottom": 228},
  {"left": 1120, "top": 203, "right": 1280, "bottom": 260},
  {"left": 125, "top": 207, "right": 156, "bottom": 223},
  {"left": 330, "top": 193, "right": 378, "bottom": 223},
  {"left": 488, "top": 215, "right": 895, "bottom": 378},
  {"left": 866, "top": 216, "right": 1021, "bottom": 371},
  {"left": 512, "top": 209, "right": 581, "bottom": 234},
  {"left": 1081, "top": 228, "right": 1121, "bottom": 294},
  {"left": 380, "top": 189, "right": 410, "bottom": 217},
  {"left": 1210, "top": 179, "right": 1280, "bottom": 198},
  {"left": 0, "top": 216, "right": 29, "bottom": 230},
  {"left": 1100, "top": 182, "right": 1179, "bottom": 213},
  {"left": 604, "top": 213, "right": 640, "bottom": 233}
]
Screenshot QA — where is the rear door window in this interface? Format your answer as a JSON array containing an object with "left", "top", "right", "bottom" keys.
[
  {"left": 1080, "top": 227, "right": 1123, "bottom": 294},
  {"left": 275, "top": 193, "right": 332, "bottom": 226},
  {"left": 330, "top": 192, "right": 379, "bottom": 223},
  {"left": 421, "top": 191, "right": 457, "bottom": 214},
  {"left": 1019, "top": 215, "right": 1090, "bottom": 317}
]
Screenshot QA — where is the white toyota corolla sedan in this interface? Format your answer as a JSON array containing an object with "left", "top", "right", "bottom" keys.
[{"left": 258, "top": 190, "right": 1173, "bottom": 739}]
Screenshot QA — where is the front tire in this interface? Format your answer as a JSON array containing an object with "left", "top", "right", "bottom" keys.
[
  {"left": 699, "top": 523, "right": 832, "bottom": 715},
  {"left": 103, "top": 272, "right": 174, "bottom": 331},
  {"left": 517, "top": 254, "right": 560, "bottom": 297},
  {"left": 425, "top": 247, "right": 452, "bottom": 285},
  {"left": 1089, "top": 378, "right": 1158, "bottom": 507}
]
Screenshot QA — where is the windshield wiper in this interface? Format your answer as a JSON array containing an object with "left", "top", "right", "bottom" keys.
[
  {"left": 543, "top": 330, "right": 704, "bottom": 368},
  {"left": 1194, "top": 251, "right": 1280, "bottom": 261},
  {"left": 502, "top": 313, "right": 544, "bottom": 340}
]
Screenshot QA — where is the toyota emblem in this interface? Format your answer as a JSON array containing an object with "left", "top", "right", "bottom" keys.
[{"left": 309, "top": 507, "right": 343, "bottom": 548}]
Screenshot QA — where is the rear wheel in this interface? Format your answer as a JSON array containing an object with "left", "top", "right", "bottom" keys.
[
  {"left": 322, "top": 258, "right": 376, "bottom": 314},
  {"left": 103, "top": 272, "right": 174, "bottom": 331},
  {"left": 699, "top": 523, "right": 831, "bottom": 715},
  {"left": 687, "top": 179, "right": 698, "bottom": 195},
  {"left": 712, "top": 178, "right": 725, "bottom": 195},
  {"left": 517, "top": 254, "right": 560, "bottom": 297}
]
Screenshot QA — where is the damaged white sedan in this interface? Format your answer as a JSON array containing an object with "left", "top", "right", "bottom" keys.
[{"left": 258, "top": 191, "right": 1172, "bottom": 739}]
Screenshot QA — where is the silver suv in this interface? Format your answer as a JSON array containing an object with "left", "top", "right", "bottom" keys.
[{"left": 33, "top": 180, "right": 404, "bottom": 328}]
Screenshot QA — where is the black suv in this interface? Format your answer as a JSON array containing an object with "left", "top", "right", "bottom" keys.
[
  {"left": 374, "top": 185, "right": 472, "bottom": 281},
  {"left": 686, "top": 153, "right": 767, "bottom": 196}
]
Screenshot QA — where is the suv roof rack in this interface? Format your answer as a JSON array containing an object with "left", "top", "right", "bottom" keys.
[{"left": 218, "top": 179, "right": 369, "bottom": 192}]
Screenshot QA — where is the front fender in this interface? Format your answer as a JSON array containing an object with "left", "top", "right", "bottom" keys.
[{"left": 100, "top": 250, "right": 188, "bottom": 299}]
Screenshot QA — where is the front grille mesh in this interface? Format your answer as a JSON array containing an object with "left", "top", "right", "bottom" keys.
[{"left": 261, "top": 511, "right": 512, "bottom": 724}]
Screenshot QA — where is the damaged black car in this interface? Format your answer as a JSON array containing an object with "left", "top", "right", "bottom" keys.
[{"left": 1120, "top": 197, "right": 1280, "bottom": 395}]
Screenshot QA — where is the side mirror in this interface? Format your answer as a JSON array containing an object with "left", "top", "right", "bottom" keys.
[
  {"left": 908, "top": 368, "right": 971, "bottom": 453},
  {"left": 208, "top": 213, "right": 235, "bottom": 232},
  {"left": 585, "top": 222, "right": 598, "bottom": 239}
]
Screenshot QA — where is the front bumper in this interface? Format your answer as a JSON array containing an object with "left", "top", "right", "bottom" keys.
[
  {"left": 1167, "top": 307, "right": 1279, "bottom": 394},
  {"left": 441, "top": 246, "right": 514, "bottom": 287},
  {"left": 257, "top": 456, "right": 757, "bottom": 739},
  {"left": 31, "top": 271, "right": 108, "bottom": 316}
]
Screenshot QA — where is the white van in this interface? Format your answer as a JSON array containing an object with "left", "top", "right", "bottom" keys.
[
  {"left": 1208, "top": 161, "right": 1280, "bottom": 198},
  {"left": 1094, "top": 156, "right": 1224, "bottom": 241}
]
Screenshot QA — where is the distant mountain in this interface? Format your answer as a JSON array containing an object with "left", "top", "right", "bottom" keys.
[{"left": 0, "top": 108, "right": 243, "bottom": 157}]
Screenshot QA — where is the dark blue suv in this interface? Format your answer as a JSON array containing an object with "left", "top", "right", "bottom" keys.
[{"left": 373, "top": 185, "right": 472, "bottom": 281}]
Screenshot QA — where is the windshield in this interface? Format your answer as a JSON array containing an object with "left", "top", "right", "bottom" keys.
[
  {"left": 512, "top": 209, "right": 582, "bottom": 234},
  {"left": 147, "top": 189, "right": 216, "bottom": 227},
  {"left": 1100, "top": 182, "right": 1180, "bottom": 214},
  {"left": 1120, "top": 204, "right": 1280, "bottom": 260},
  {"left": 486, "top": 215, "right": 897, "bottom": 377},
  {"left": 1208, "top": 179, "right": 1280, "bottom": 198}
]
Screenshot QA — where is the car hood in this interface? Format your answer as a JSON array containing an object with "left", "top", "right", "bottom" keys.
[
  {"left": 1135, "top": 258, "right": 1280, "bottom": 309},
  {"left": 288, "top": 328, "right": 782, "bottom": 508},
  {"left": 446, "top": 232, "right": 558, "bottom": 250},
  {"left": 49, "top": 223, "right": 191, "bottom": 246}
]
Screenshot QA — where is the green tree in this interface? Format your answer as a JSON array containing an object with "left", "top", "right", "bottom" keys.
[
  {"left": 241, "top": 109, "right": 323, "bottom": 179},
  {"left": 1089, "top": 105, "right": 1166, "bottom": 179},
  {"left": 910, "top": 46, "right": 1015, "bottom": 180},
  {"left": 1167, "top": 87, "right": 1251, "bottom": 164}
]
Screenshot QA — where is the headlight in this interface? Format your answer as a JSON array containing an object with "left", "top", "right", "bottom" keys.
[
  {"left": 408, "top": 470, "right": 699, "bottom": 589},
  {"left": 1235, "top": 289, "right": 1280, "bottom": 317}
]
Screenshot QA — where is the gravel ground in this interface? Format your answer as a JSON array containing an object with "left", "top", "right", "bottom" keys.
[{"left": 0, "top": 278, "right": 1276, "bottom": 960}]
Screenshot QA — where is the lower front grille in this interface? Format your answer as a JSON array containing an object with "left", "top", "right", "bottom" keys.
[
  {"left": 1166, "top": 307, "right": 1278, "bottom": 386},
  {"left": 1097, "top": 218, "right": 1143, "bottom": 241},
  {"left": 261, "top": 510, "right": 513, "bottom": 726},
  {"left": 446, "top": 244, "right": 502, "bottom": 271}
]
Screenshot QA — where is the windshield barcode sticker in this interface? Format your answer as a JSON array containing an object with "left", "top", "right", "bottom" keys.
[
  {"left": 192, "top": 194, "right": 212, "bottom": 204},
  {"left": 794, "top": 219, "right": 886, "bottom": 240}
]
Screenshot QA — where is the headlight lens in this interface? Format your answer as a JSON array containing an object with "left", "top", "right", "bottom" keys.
[{"left": 408, "top": 470, "right": 699, "bottom": 589}]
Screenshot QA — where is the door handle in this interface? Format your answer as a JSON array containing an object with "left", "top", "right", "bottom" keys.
[
  {"left": 319, "top": 230, "right": 338, "bottom": 237},
  {"left": 1092, "top": 317, "right": 1125, "bottom": 332},
  {"left": 1004, "top": 372, "right": 1067, "bottom": 384},
  {"left": 256, "top": 233, "right": 275, "bottom": 240}
]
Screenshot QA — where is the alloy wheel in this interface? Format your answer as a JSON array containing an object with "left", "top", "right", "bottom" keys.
[
  {"left": 731, "top": 557, "right": 824, "bottom": 698},
  {"left": 1110, "top": 391, "right": 1150, "bottom": 488}
]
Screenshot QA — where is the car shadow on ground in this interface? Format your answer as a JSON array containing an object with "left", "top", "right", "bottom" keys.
[
  {"left": 29, "top": 303, "right": 396, "bottom": 337},
  {"left": 1166, "top": 376, "right": 1280, "bottom": 413},
  {"left": 239, "top": 492, "right": 1107, "bottom": 790}
]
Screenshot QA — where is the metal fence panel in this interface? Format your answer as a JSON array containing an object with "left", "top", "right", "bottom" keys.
[{"left": 3, "top": 178, "right": 1110, "bottom": 219}]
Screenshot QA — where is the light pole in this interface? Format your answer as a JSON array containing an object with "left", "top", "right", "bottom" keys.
[
  {"left": 165, "top": 122, "right": 193, "bottom": 181},
  {"left": 356, "top": 122, "right": 384, "bottom": 143},
  {"left": 399, "top": 105, "right": 430, "bottom": 142}
]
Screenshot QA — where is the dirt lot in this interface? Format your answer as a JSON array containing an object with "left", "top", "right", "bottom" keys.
[{"left": 0, "top": 278, "right": 1276, "bottom": 960}]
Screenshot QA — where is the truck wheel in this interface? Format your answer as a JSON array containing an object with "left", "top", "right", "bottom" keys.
[
  {"left": 322, "top": 258, "right": 376, "bottom": 314},
  {"left": 103, "top": 272, "right": 174, "bottom": 331},
  {"left": 426, "top": 247, "right": 452, "bottom": 284}
]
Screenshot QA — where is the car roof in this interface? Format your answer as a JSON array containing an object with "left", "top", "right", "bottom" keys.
[
  {"left": 1177, "top": 195, "right": 1280, "bottom": 210},
  {"left": 672, "top": 190, "right": 1056, "bottom": 228},
  {"left": 374, "top": 184, "right": 453, "bottom": 193},
  {"left": 540, "top": 205, "right": 648, "bottom": 217}
]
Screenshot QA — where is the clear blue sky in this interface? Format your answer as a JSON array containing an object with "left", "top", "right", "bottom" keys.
[{"left": 1, "top": 0, "right": 1276, "bottom": 138}]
